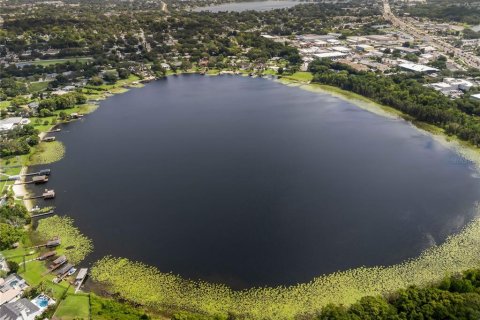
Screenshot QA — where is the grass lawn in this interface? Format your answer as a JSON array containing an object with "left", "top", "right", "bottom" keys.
[
  {"left": 55, "top": 294, "right": 90, "bottom": 320},
  {"left": 262, "top": 69, "right": 277, "bottom": 75},
  {"left": 28, "top": 81, "right": 50, "bottom": 93},
  {"left": 206, "top": 69, "right": 220, "bottom": 75},
  {"left": 27, "top": 57, "right": 93, "bottom": 67},
  {"left": 81, "top": 74, "right": 142, "bottom": 100},
  {"left": 0, "top": 156, "right": 27, "bottom": 193},
  {"left": 283, "top": 71, "right": 313, "bottom": 82},
  {"left": 0, "top": 101, "right": 10, "bottom": 110}
]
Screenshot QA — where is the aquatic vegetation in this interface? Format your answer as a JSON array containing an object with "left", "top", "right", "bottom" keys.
[
  {"left": 37, "top": 216, "right": 93, "bottom": 264},
  {"left": 78, "top": 104, "right": 99, "bottom": 114},
  {"left": 29, "top": 141, "right": 65, "bottom": 165},
  {"left": 91, "top": 212, "right": 480, "bottom": 319}
]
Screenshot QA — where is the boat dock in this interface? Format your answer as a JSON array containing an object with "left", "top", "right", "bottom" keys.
[
  {"left": 24, "top": 189, "right": 55, "bottom": 200},
  {"left": 22, "top": 169, "right": 51, "bottom": 177},
  {"left": 75, "top": 268, "right": 88, "bottom": 293},
  {"left": 14, "top": 175, "right": 49, "bottom": 185},
  {"left": 29, "top": 238, "right": 61, "bottom": 249},
  {"left": 31, "top": 210, "right": 55, "bottom": 219},
  {"left": 42, "top": 136, "right": 56, "bottom": 142}
]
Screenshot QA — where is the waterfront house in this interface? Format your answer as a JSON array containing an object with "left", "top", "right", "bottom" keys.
[
  {"left": 0, "top": 275, "right": 29, "bottom": 305},
  {"left": 0, "top": 298, "right": 40, "bottom": 320},
  {"left": 49, "top": 255, "right": 66, "bottom": 270},
  {"left": 0, "top": 118, "right": 26, "bottom": 132},
  {"left": 55, "top": 263, "right": 74, "bottom": 277},
  {"left": 37, "top": 251, "right": 56, "bottom": 261}
]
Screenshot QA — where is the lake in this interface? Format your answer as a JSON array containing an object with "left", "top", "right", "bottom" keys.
[
  {"left": 192, "top": 0, "right": 304, "bottom": 12},
  {"left": 31, "top": 75, "right": 480, "bottom": 289}
]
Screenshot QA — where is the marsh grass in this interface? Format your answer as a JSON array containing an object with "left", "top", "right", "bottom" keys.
[{"left": 29, "top": 141, "right": 65, "bottom": 165}]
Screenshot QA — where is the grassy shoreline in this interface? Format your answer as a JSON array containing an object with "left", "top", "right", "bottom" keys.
[
  {"left": 7, "top": 70, "right": 480, "bottom": 319},
  {"left": 87, "top": 72, "right": 480, "bottom": 318},
  {"left": 278, "top": 72, "right": 480, "bottom": 169}
]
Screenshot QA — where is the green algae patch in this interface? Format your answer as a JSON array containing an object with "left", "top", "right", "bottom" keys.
[
  {"left": 29, "top": 141, "right": 65, "bottom": 165},
  {"left": 78, "top": 103, "right": 99, "bottom": 114},
  {"left": 37, "top": 216, "right": 93, "bottom": 265},
  {"left": 91, "top": 212, "right": 480, "bottom": 319}
]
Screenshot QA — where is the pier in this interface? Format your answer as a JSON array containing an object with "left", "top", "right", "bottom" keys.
[
  {"left": 13, "top": 175, "right": 49, "bottom": 185},
  {"left": 42, "top": 136, "right": 56, "bottom": 142},
  {"left": 24, "top": 189, "right": 55, "bottom": 200},
  {"left": 22, "top": 169, "right": 51, "bottom": 177},
  {"left": 75, "top": 268, "right": 88, "bottom": 293},
  {"left": 31, "top": 210, "right": 55, "bottom": 219}
]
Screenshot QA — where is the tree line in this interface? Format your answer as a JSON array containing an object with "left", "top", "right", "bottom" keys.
[{"left": 309, "top": 59, "right": 480, "bottom": 147}]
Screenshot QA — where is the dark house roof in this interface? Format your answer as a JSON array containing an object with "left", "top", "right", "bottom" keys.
[{"left": 0, "top": 298, "right": 40, "bottom": 320}]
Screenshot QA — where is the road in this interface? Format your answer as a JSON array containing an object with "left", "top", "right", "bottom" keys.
[{"left": 382, "top": 0, "right": 480, "bottom": 69}]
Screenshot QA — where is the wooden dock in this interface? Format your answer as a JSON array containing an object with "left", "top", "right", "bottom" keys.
[
  {"left": 24, "top": 189, "right": 55, "bottom": 200},
  {"left": 31, "top": 210, "right": 55, "bottom": 219},
  {"left": 22, "top": 169, "right": 51, "bottom": 177},
  {"left": 42, "top": 136, "right": 56, "bottom": 142},
  {"left": 14, "top": 175, "right": 49, "bottom": 185},
  {"left": 75, "top": 268, "right": 88, "bottom": 293}
]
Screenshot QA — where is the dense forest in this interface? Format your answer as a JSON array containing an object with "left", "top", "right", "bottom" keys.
[{"left": 316, "top": 269, "right": 480, "bottom": 320}]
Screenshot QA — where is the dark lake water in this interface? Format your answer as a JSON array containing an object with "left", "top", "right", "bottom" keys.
[
  {"left": 31, "top": 75, "right": 480, "bottom": 289},
  {"left": 192, "top": 0, "right": 303, "bottom": 12}
]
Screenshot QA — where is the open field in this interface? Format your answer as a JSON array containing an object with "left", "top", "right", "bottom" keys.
[
  {"left": 25, "top": 57, "right": 94, "bottom": 66},
  {"left": 28, "top": 81, "right": 50, "bottom": 93}
]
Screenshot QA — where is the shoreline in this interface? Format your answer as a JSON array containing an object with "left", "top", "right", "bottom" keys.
[
  {"left": 12, "top": 71, "right": 480, "bottom": 317},
  {"left": 276, "top": 74, "right": 480, "bottom": 169},
  {"left": 12, "top": 77, "right": 145, "bottom": 213}
]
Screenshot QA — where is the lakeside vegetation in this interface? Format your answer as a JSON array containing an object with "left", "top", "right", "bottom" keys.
[
  {"left": 4, "top": 0, "right": 480, "bottom": 318},
  {"left": 90, "top": 211, "right": 480, "bottom": 318},
  {"left": 28, "top": 141, "right": 66, "bottom": 165},
  {"left": 4, "top": 67, "right": 480, "bottom": 319},
  {"left": 308, "top": 59, "right": 480, "bottom": 147},
  {"left": 37, "top": 216, "right": 93, "bottom": 264}
]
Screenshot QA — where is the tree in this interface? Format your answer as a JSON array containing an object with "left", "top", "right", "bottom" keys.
[
  {"left": 103, "top": 71, "right": 119, "bottom": 83},
  {"left": 117, "top": 68, "right": 131, "bottom": 79},
  {"left": 89, "top": 76, "right": 104, "bottom": 86},
  {"left": 7, "top": 261, "right": 19, "bottom": 274},
  {"left": 0, "top": 223, "right": 23, "bottom": 250}
]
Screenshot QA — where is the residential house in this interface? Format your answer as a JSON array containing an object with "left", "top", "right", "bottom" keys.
[
  {"left": 0, "top": 298, "right": 40, "bottom": 320},
  {"left": 0, "top": 275, "right": 29, "bottom": 305}
]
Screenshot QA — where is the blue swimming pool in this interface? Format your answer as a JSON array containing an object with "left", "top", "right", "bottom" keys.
[{"left": 33, "top": 295, "right": 49, "bottom": 308}]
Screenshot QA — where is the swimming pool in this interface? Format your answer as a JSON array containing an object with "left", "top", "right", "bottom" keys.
[{"left": 32, "top": 295, "right": 50, "bottom": 308}]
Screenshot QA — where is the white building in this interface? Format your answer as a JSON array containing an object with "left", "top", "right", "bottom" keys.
[
  {"left": 429, "top": 78, "right": 474, "bottom": 97},
  {"left": 471, "top": 93, "right": 480, "bottom": 100},
  {"left": 0, "top": 275, "right": 29, "bottom": 305},
  {"left": 399, "top": 63, "right": 439, "bottom": 73},
  {"left": 331, "top": 46, "right": 351, "bottom": 53},
  {"left": 0, "top": 118, "right": 29, "bottom": 132},
  {"left": 313, "top": 51, "right": 348, "bottom": 60}
]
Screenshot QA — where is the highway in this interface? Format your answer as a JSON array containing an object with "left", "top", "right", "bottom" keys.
[{"left": 382, "top": 0, "right": 480, "bottom": 70}]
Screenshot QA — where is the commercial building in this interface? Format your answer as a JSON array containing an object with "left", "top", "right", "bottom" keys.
[
  {"left": 399, "top": 63, "right": 439, "bottom": 73},
  {"left": 313, "top": 51, "right": 348, "bottom": 60}
]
